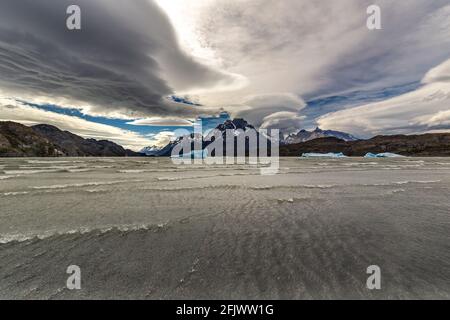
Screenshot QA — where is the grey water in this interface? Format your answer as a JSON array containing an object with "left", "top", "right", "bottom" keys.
[{"left": 0, "top": 157, "right": 449, "bottom": 299}]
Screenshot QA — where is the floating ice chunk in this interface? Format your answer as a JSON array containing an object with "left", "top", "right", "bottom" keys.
[
  {"left": 301, "top": 152, "right": 347, "bottom": 158},
  {"left": 364, "top": 152, "right": 405, "bottom": 158},
  {"left": 364, "top": 153, "right": 378, "bottom": 158}
]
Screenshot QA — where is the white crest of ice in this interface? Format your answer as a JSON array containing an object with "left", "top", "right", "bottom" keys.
[
  {"left": 364, "top": 152, "right": 405, "bottom": 158},
  {"left": 301, "top": 152, "right": 347, "bottom": 158}
]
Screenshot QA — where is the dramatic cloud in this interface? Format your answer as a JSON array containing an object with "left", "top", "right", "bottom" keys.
[
  {"left": 230, "top": 93, "right": 306, "bottom": 133},
  {"left": 1, "top": 0, "right": 450, "bottom": 140},
  {"left": 0, "top": 0, "right": 241, "bottom": 119},
  {"left": 171, "top": 1, "right": 450, "bottom": 102},
  {"left": 146, "top": 131, "right": 176, "bottom": 148},
  {"left": 422, "top": 59, "right": 450, "bottom": 84},
  {"left": 259, "top": 112, "right": 306, "bottom": 135},
  {"left": 317, "top": 58, "right": 450, "bottom": 137},
  {"left": 0, "top": 99, "right": 152, "bottom": 150},
  {"left": 127, "top": 118, "right": 194, "bottom": 127},
  {"left": 159, "top": 0, "right": 450, "bottom": 131}
]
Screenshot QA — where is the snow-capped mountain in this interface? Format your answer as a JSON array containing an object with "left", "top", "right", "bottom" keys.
[
  {"left": 143, "top": 120, "right": 357, "bottom": 156},
  {"left": 216, "top": 118, "right": 256, "bottom": 132},
  {"left": 140, "top": 145, "right": 163, "bottom": 156},
  {"left": 283, "top": 127, "right": 358, "bottom": 145},
  {"left": 149, "top": 119, "right": 261, "bottom": 157},
  {"left": 205, "top": 118, "right": 257, "bottom": 140}
]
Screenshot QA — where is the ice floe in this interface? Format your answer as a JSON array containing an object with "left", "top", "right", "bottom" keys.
[
  {"left": 301, "top": 152, "right": 347, "bottom": 158},
  {"left": 364, "top": 152, "right": 405, "bottom": 158}
]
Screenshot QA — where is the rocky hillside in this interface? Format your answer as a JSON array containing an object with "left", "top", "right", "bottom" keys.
[
  {"left": 280, "top": 134, "right": 450, "bottom": 157},
  {"left": 0, "top": 122, "right": 59, "bottom": 157},
  {"left": 0, "top": 121, "right": 142, "bottom": 157}
]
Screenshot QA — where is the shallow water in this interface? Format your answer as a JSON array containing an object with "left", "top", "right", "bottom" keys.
[{"left": 0, "top": 157, "right": 449, "bottom": 299}]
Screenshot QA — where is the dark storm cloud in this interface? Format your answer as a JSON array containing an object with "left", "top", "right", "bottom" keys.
[
  {"left": 195, "top": 0, "right": 450, "bottom": 98},
  {"left": 0, "top": 0, "right": 233, "bottom": 117}
]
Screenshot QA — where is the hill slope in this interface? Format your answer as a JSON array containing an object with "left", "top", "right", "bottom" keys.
[
  {"left": 0, "top": 121, "right": 142, "bottom": 157},
  {"left": 280, "top": 134, "right": 450, "bottom": 157}
]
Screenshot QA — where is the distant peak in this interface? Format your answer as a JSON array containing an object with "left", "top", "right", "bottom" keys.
[
  {"left": 216, "top": 118, "right": 255, "bottom": 131},
  {"left": 283, "top": 127, "right": 358, "bottom": 144}
]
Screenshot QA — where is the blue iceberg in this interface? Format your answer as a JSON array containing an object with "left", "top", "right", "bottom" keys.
[
  {"left": 364, "top": 152, "right": 405, "bottom": 158},
  {"left": 301, "top": 152, "right": 347, "bottom": 158}
]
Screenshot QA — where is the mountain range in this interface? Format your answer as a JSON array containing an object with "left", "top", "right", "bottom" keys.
[
  {"left": 0, "top": 121, "right": 141, "bottom": 157},
  {"left": 282, "top": 127, "right": 358, "bottom": 144},
  {"left": 143, "top": 118, "right": 450, "bottom": 157},
  {"left": 141, "top": 120, "right": 359, "bottom": 156},
  {"left": 3, "top": 119, "right": 450, "bottom": 158}
]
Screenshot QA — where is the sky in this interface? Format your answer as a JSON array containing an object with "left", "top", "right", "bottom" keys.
[{"left": 0, "top": 0, "right": 450, "bottom": 149}]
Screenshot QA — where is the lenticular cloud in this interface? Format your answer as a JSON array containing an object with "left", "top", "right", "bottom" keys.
[
  {"left": 317, "top": 58, "right": 450, "bottom": 137},
  {"left": 0, "top": 0, "right": 238, "bottom": 119}
]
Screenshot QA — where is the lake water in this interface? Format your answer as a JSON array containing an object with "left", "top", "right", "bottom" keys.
[{"left": 0, "top": 157, "right": 449, "bottom": 299}]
